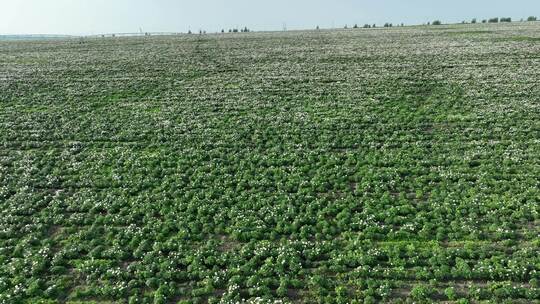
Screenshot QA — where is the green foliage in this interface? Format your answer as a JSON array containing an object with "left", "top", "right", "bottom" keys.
[
  {"left": 444, "top": 286, "right": 457, "bottom": 300},
  {"left": 410, "top": 284, "right": 435, "bottom": 301},
  {"left": 0, "top": 21, "right": 538, "bottom": 304}
]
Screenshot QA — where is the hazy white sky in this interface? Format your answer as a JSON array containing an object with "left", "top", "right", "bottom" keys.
[{"left": 1, "top": 0, "right": 539, "bottom": 35}]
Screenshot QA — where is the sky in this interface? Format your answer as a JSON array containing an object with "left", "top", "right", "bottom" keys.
[{"left": 1, "top": 0, "right": 539, "bottom": 35}]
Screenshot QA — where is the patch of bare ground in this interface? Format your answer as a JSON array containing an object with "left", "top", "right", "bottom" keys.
[{"left": 218, "top": 234, "right": 241, "bottom": 252}]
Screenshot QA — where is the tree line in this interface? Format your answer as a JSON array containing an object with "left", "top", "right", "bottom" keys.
[
  {"left": 315, "top": 15, "right": 538, "bottom": 30},
  {"left": 428, "top": 16, "right": 537, "bottom": 26},
  {"left": 188, "top": 16, "right": 538, "bottom": 35}
]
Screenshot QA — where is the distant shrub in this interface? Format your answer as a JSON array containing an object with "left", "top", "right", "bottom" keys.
[
  {"left": 384, "top": 23, "right": 393, "bottom": 27},
  {"left": 500, "top": 17, "right": 512, "bottom": 23},
  {"left": 527, "top": 16, "right": 537, "bottom": 21},
  {"left": 363, "top": 24, "right": 371, "bottom": 28},
  {"left": 353, "top": 24, "right": 358, "bottom": 28},
  {"left": 482, "top": 19, "right": 487, "bottom": 23},
  {"left": 471, "top": 18, "right": 477, "bottom": 24},
  {"left": 488, "top": 17, "right": 499, "bottom": 23},
  {"left": 432, "top": 20, "right": 442, "bottom": 25}
]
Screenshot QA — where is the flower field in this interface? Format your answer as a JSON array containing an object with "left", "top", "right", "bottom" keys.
[{"left": 0, "top": 22, "right": 539, "bottom": 303}]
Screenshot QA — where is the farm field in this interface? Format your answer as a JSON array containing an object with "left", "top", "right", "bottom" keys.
[{"left": 0, "top": 22, "right": 539, "bottom": 303}]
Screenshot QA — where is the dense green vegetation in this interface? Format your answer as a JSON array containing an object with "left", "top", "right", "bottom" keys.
[{"left": 0, "top": 22, "right": 539, "bottom": 303}]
